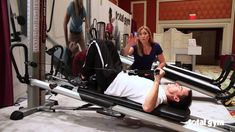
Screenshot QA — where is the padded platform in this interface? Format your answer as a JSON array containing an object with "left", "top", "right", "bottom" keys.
[{"left": 77, "top": 88, "right": 190, "bottom": 122}]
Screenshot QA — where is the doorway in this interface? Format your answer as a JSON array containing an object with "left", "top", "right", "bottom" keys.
[
  {"left": 177, "top": 28, "right": 223, "bottom": 65},
  {"left": 131, "top": 1, "right": 146, "bottom": 29}
]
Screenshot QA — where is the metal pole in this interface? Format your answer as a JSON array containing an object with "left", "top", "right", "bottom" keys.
[{"left": 27, "top": 0, "right": 46, "bottom": 108}]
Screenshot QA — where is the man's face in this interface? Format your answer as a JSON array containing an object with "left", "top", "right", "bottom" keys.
[{"left": 167, "top": 83, "right": 189, "bottom": 100}]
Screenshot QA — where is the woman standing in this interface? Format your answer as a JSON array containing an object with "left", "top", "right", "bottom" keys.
[
  {"left": 63, "top": 0, "right": 88, "bottom": 51},
  {"left": 63, "top": 0, "right": 88, "bottom": 75}
]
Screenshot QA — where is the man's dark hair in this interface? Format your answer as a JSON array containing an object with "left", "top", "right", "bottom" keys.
[{"left": 168, "top": 90, "right": 192, "bottom": 109}]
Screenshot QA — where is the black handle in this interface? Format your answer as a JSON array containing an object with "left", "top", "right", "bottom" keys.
[
  {"left": 53, "top": 45, "right": 64, "bottom": 76},
  {"left": 216, "top": 90, "right": 235, "bottom": 100},
  {"left": 127, "top": 69, "right": 160, "bottom": 76},
  {"left": 10, "top": 43, "right": 30, "bottom": 84}
]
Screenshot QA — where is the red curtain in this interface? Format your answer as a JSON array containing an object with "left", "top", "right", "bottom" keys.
[
  {"left": 232, "top": 13, "right": 235, "bottom": 54},
  {"left": 0, "top": 0, "right": 14, "bottom": 108}
]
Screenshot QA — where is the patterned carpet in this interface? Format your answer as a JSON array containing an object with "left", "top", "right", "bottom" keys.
[{"left": 194, "top": 65, "right": 235, "bottom": 117}]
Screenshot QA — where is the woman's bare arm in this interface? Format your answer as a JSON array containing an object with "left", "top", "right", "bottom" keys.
[
  {"left": 156, "top": 53, "right": 166, "bottom": 69},
  {"left": 63, "top": 12, "right": 70, "bottom": 47}
]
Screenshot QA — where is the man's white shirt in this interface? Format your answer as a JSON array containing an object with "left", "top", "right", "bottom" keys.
[{"left": 104, "top": 71, "right": 167, "bottom": 108}]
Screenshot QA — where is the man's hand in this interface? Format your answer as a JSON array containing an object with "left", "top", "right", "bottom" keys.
[{"left": 154, "top": 68, "right": 165, "bottom": 81}]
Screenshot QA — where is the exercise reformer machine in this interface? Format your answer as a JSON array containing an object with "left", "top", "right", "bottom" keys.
[
  {"left": 9, "top": 1, "right": 192, "bottom": 131},
  {"left": 10, "top": 42, "right": 191, "bottom": 131},
  {"left": 9, "top": 1, "right": 235, "bottom": 131},
  {"left": 11, "top": 39, "right": 235, "bottom": 132}
]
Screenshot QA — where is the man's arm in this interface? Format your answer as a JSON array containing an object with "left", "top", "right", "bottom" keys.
[{"left": 142, "top": 68, "right": 165, "bottom": 112}]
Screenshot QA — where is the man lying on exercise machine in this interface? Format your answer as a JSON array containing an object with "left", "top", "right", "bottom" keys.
[{"left": 81, "top": 40, "right": 192, "bottom": 112}]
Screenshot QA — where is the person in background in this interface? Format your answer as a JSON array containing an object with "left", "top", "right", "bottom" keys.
[
  {"left": 64, "top": 0, "right": 89, "bottom": 52},
  {"left": 122, "top": 26, "right": 166, "bottom": 79},
  {"left": 63, "top": 0, "right": 88, "bottom": 74},
  {"left": 106, "top": 8, "right": 114, "bottom": 40}
]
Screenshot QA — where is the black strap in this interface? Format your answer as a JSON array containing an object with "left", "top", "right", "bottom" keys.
[{"left": 124, "top": 69, "right": 160, "bottom": 76}]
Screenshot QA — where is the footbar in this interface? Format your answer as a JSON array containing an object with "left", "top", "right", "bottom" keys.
[{"left": 125, "top": 69, "right": 160, "bottom": 76}]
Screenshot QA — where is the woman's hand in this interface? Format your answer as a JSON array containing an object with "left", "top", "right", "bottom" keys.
[
  {"left": 127, "top": 34, "right": 137, "bottom": 46},
  {"left": 122, "top": 34, "right": 136, "bottom": 56},
  {"left": 69, "top": 41, "right": 79, "bottom": 57}
]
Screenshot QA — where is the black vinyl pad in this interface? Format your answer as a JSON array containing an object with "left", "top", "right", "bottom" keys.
[{"left": 78, "top": 88, "right": 190, "bottom": 122}]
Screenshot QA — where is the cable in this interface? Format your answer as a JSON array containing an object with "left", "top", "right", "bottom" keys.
[{"left": 47, "top": 0, "right": 55, "bottom": 32}]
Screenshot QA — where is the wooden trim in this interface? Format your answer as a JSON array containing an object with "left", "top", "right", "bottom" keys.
[
  {"left": 156, "top": 0, "right": 235, "bottom": 55},
  {"left": 131, "top": 1, "right": 147, "bottom": 26}
]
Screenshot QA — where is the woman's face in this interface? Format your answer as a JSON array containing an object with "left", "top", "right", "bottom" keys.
[{"left": 138, "top": 28, "right": 150, "bottom": 44}]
